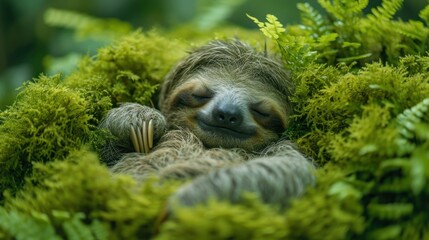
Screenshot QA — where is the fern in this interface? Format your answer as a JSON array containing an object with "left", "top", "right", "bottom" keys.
[
  {"left": 393, "top": 20, "right": 429, "bottom": 41},
  {"left": 317, "top": 0, "right": 368, "bottom": 21},
  {"left": 409, "top": 148, "right": 428, "bottom": 196},
  {"left": 247, "top": 14, "right": 286, "bottom": 40},
  {"left": 0, "top": 208, "right": 110, "bottom": 240},
  {"left": 0, "top": 208, "right": 60, "bottom": 240},
  {"left": 62, "top": 213, "right": 109, "bottom": 240},
  {"left": 420, "top": 5, "right": 429, "bottom": 26},
  {"left": 396, "top": 98, "right": 429, "bottom": 152},
  {"left": 248, "top": 14, "right": 316, "bottom": 72},
  {"left": 368, "top": 0, "right": 403, "bottom": 21},
  {"left": 367, "top": 202, "right": 414, "bottom": 221},
  {"left": 365, "top": 225, "right": 402, "bottom": 240},
  {"left": 193, "top": 0, "right": 247, "bottom": 30},
  {"left": 297, "top": 3, "right": 329, "bottom": 38}
]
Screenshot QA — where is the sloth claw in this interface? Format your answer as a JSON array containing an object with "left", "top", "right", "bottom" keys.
[{"left": 130, "top": 119, "right": 154, "bottom": 154}]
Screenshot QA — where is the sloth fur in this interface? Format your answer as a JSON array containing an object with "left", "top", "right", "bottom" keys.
[{"left": 99, "top": 40, "right": 316, "bottom": 208}]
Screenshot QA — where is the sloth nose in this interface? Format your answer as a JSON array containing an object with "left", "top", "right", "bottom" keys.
[{"left": 212, "top": 103, "right": 243, "bottom": 127}]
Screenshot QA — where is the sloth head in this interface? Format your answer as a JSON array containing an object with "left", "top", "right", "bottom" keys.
[{"left": 159, "top": 40, "right": 293, "bottom": 151}]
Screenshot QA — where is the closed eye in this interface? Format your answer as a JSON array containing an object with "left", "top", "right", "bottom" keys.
[
  {"left": 191, "top": 94, "right": 212, "bottom": 100},
  {"left": 251, "top": 108, "right": 270, "bottom": 118}
]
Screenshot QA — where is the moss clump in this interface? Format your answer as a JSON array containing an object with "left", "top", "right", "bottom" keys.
[
  {"left": 300, "top": 61, "right": 429, "bottom": 164},
  {"left": 0, "top": 75, "right": 92, "bottom": 195},
  {"left": 0, "top": 31, "right": 188, "bottom": 199},
  {"left": 64, "top": 30, "right": 188, "bottom": 121},
  {"left": 157, "top": 195, "right": 287, "bottom": 240},
  {"left": 283, "top": 188, "right": 364, "bottom": 240},
  {"left": 2, "top": 149, "right": 180, "bottom": 239}
]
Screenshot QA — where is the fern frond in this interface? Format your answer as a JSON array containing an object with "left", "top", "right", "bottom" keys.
[
  {"left": 297, "top": 3, "right": 329, "bottom": 37},
  {"left": 396, "top": 98, "right": 429, "bottom": 141},
  {"left": 420, "top": 5, "right": 429, "bottom": 26},
  {"left": 378, "top": 158, "right": 410, "bottom": 175},
  {"left": 410, "top": 149, "right": 427, "bottom": 196},
  {"left": 0, "top": 208, "right": 60, "bottom": 240},
  {"left": 317, "top": 0, "right": 368, "bottom": 21},
  {"left": 369, "top": 0, "right": 403, "bottom": 21},
  {"left": 247, "top": 14, "right": 286, "bottom": 40},
  {"left": 367, "top": 202, "right": 413, "bottom": 220},
  {"left": 62, "top": 213, "right": 109, "bottom": 240},
  {"left": 194, "top": 0, "right": 246, "bottom": 30},
  {"left": 375, "top": 158, "right": 412, "bottom": 192},
  {"left": 377, "top": 178, "right": 410, "bottom": 193},
  {"left": 366, "top": 225, "right": 402, "bottom": 240},
  {"left": 393, "top": 20, "right": 429, "bottom": 41}
]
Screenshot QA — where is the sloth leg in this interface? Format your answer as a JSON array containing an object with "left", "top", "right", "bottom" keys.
[{"left": 169, "top": 141, "right": 316, "bottom": 208}]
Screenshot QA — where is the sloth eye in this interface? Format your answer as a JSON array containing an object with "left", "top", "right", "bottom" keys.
[
  {"left": 191, "top": 87, "right": 213, "bottom": 103},
  {"left": 251, "top": 108, "right": 270, "bottom": 118},
  {"left": 250, "top": 101, "right": 286, "bottom": 133},
  {"left": 250, "top": 102, "right": 271, "bottom": 118},
  {"left": 191, "top": 93, "right": 212, "bottom": 100}
]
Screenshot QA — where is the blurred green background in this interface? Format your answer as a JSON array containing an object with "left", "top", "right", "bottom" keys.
[{"left": 0, "top": 0, "right": 424, "bottom": 110}]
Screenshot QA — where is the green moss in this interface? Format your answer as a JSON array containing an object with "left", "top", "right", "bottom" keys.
[
  {"left": 157, "top": 195, "right": 287, "bottom": 240},
  {"left": 291, "top": 61, "right": 429, "bottom": 164},
  {"left": 0, "top": 31, "right": 187, "bottom": 199},
  {"left": 64, "top": 30, "right": 188, "bottom": 109},
  {"left": 281, "top": 166, "right": 365, "bottom": 240},
  {"left": 3, "top": 149, "right": 180, "bottom": 239},
  {"left": 329, "top": 104, "right": 399, "bottom": 167},
  {"left": 0, "top": 75, "right": 92, "bottom": 196}
]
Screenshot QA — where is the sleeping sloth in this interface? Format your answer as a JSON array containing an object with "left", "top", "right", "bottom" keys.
[{"left": 100, "top": 40, "right": 315, "bottom": 208}]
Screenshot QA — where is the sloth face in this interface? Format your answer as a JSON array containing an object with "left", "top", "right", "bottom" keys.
[
  {"left": 163, "top": 71, "right": 289, "bottom": 151},
  {"left": 159, "top": 40, "right": 292, "bottom": 151}
]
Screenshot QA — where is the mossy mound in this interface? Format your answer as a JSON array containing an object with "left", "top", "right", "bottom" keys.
[
  {"left": 0, "top": 31, "right": 187, "bottom": 197},
  {"left": 2, "top": 0, "right": 429, "bottom": 239}
]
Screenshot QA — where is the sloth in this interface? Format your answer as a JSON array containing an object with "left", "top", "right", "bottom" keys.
[{"left": 99, "top": 40, "right": 315, "bottom": 208}]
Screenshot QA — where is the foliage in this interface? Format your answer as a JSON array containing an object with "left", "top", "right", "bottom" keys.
[
  {"left": 247, "top": 1, "right": 429, "bottom": 239},
  {"left": 0, "top": 75, "right": 92, "bottom": 197},
  {"left": 44, "top": 8, "right": 133, "bottom": 41},
  {"left": 0, "top": 209, "right": 108, "bottom": 240},
  {"left": 1, "top": 0, "right": 429, "bottom": 239},
  {"left": 2, "top": 149, "right": 180, "bottom": 239},
  {"left": 249, "top": 0, "right": 429, "bottom": 68},
  {"left": 157, "top": 195, "right": 288, "bottom": 240},
  {"left": 0, "top": 30, "right": 187, "bottom": 200},
  {"left": 64, "top": 30, "right": 187, "bottom": 108},
  {"left": 193, "top": 0, "right": 248, "bottom": 31}
]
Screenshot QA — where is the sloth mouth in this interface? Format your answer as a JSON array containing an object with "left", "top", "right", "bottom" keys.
[{"left": 197, "top": 119, "right": 255, "bottom": 139}]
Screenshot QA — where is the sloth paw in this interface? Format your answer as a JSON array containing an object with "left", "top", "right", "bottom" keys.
[
  {"left": 99, "top": 102, "right": 167, "bottom": 154},
  {"left": 130, "top": 119, "right": 154, "bottom": 154}
]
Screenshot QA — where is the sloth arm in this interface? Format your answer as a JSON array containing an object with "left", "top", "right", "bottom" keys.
[{"left": 170, "top": 140, "right": 316, "bottom": 208}]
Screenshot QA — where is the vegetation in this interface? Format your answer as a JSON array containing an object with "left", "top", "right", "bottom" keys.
[{"left": 1, "top": 0, "right": 429, "bottom": 239}]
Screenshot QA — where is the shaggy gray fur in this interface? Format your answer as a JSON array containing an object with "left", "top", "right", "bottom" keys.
[{"left": 99, "top": 40, "right": 316, "bottom": 208}]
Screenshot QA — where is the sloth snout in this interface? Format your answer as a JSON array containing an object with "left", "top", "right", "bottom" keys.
[{"left": 212, "top": 102, "right": 243, "bottom": 128}]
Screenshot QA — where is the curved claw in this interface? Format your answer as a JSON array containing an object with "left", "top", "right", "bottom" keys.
[
  {"left": 130, "top": 126, "right": 141, "bottom": 153},
  {"left": 148, "top": 119, "right": 154, "bottom": 148},
  {"left": 129, "top": 119, "right": 155, "bottom": 154},
  {"left": 142, "top": 121, "right": 149, "bottom": 153},
  {"left": 136, "top": 126, "right": 144, "bottom": 153}
]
